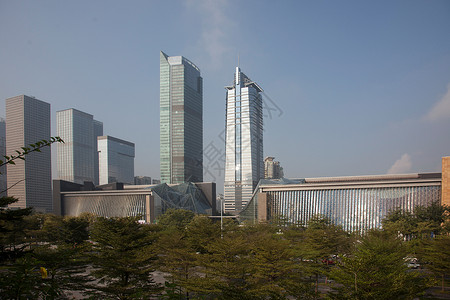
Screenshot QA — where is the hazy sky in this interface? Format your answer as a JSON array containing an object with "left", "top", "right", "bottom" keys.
[{"left": 1, "top": 0, "right": 449, "bottom": 193}]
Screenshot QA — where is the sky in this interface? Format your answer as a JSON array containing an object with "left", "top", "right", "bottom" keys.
[{"left": 1, "top": 0, "right": 450, "bottom": 193}]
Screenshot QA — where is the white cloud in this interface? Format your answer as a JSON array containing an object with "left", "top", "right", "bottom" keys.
[
  {"left": 186, "top": 0, "right": 234, "bottom": 69},
  {"left": 423, "top": 83, "right": 450, "bottom": 122},
  {"left": 387, "top": 153, "right": 412, "bottom": 174}
]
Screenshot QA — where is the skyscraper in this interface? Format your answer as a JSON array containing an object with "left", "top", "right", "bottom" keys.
[
  {"left": 264, "top": 156, "right": 284, "bottom": 179},
  {"left": 0, "top": 118, "right": 6, "bottom": 198},
  {"left": 98, "top": 135, "right": 135, "bottom": 185},
  {"left": 224, "top": 67, "right": 264, "bottom": 214},
  {"left": 6, "top": 95, "right": 52, "bottom": 212},
  {"left": 56, "top": 108, "right": 103, "bottom": 184},
  {"left": 160, "top": 51, "right": 203, "bottom": 184}
]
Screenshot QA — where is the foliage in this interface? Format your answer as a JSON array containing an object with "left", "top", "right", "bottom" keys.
[
  {"left": 383, "top": 201, "right": 449, "bottom": 239},
  {"left": 417, "top": 235, "right": 450, "bottom": 292},
  {"left": 0, "top": 196, "right": 33, "bottom": 263},
  {"left": 86, "top": 216, "right": 161, "bottom": 299},
  {"left": 156, "top": 208, "right": 195, "bottom": 230},
  {"left": 0, "top": 136, "right": 64, "bottom": 169},
  {"left": 329, "top": 229, "right": 431, "bottom": 299}
]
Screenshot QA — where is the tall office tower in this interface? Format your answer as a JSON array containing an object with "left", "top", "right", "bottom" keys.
[
  {"left": 98, "top": 135, "right": 135, "bottom": 185},
  {"left": 224, "top": 67, "right": 264, "bottom": 214},
  {"left": 56, "top": 109, "right": 103, "bottom": 185},
  {"left": 6, "top": 95, "right": 52, "bottom": 212},
  {"left": 160, "top": 51, "right": 203, "bottom": 184},
  {"left": 0, "top": 118, "right": 6, "bottom": 197},
  {"left": 93, "top": 120, "right": 103, "bottom": 184},
  {"left": 264, "top": 156, "right": 284, "bottom": 179}
]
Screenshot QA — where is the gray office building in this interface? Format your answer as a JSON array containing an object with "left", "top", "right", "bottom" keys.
[
  {"left": 160, "top": 51, "right": 203, "bottom": 184},
  {"left": 6, "top": 95, "right": 52, "bottom": 213},
  {"left": 98, "top": 135, "right": 135, "bottom": 185},
  {"left": 56, "top": 109, "right": 103, "bottom": 185},
  {"left": 0, "top": 118, "right": 6, "bottom": 197},
  {"left": 224, "top": 67, "right": 264, "bottom": 214}
]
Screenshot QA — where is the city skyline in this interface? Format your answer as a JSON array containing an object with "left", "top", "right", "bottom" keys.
[{"left": 1, "top": 1, "right": 450, "bottom": 194}]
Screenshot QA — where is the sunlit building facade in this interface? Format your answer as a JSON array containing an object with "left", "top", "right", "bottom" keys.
[
  {"left": 98, "top": 135, "right": 135, "bottom": 185},
  {"left": 160, "top": 51, "right": 203, "bottom": 184},
  {"left": 56, "top": 109, "right": 103, "bottom": 184},
  {"left": 224, "top": 67, "right": 264, "bottom": 214},
  {"left": 0, "top": 118, "right": 6, "bottom": 198},
  {"left": 240, "top": 173, "right": 442, "bottom": 232},
  {"left": 6, "top": 95, "right": 52, "bottom": 212},
  {"left": 54, "top": 180, "right": 216, "bottom": 222},
  {"left": 264, "top": 156, "right": 284, "bottom": 179}
]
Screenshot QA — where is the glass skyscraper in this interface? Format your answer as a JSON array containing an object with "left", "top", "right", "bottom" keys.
[
  {"left": 56, "top": 109, "right": 103, "bottom": 184},
  {"left": 98, "top": 135, "right": 135, "bottom": 185},
  {"left": 224, "top": 67, "right": 264, "bottom": 214},
  {"left": 6, "top": 95, "right": 52, "bottom": 213},
  {"left": 160, "top": 51, "right": 203, "bottom": 184}
]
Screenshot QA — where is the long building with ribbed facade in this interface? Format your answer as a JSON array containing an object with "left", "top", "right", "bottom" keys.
[{"left": 240, "top": 171, "right": 445, "bottom": 233}]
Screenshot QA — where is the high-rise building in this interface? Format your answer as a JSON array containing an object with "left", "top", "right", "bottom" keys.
[
  {"left": 134, "top": 176, "right": 152, "bottom": 185},
  {"left": 6, "top": 95, "right": 52, "bottom": 212},
  {"left": 0, "top": 118, "right": 6, "bottom": 197},
  {"left": 98, "top": 135, "right": 135, "bottom": 185},
  {"left": 56, "top": 109, "right": 103, "bottom": 184},
  {"left": 224, "top": 67, "right": 264, "bottom": 214},
  {"left": 264, "top": 156, "right": 284, "bottom": 179},
  {"left": 160, "top": 51, "right": 203, "bottom": 184}
]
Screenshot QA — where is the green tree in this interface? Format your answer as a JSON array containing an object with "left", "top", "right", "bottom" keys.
[
  {"left": 418, "top": 235, "right": 450, "bottom": 292},
  {"left": 247, "top": 227, "right": 315, "bottom": 299},
  {"left": 157, "top": 228, "right": 201, "bottom": 299},
  {"left": 0, "top": 196, "right": 33, "bottom": 262},
  {"left": 87, "top": 216, "right": 161, "bottom": 299},
  {"left": 383, "top": 201, "right": 449, "bottom": 240},
  {"left": 291, "top": 216, "right": 351, "bottom": 295},
  {"left": 157, "top": 208, "right": 195, "bottom": 231},
  {"left": 329, "top": 230, "right": 431, "bottom": 299}
]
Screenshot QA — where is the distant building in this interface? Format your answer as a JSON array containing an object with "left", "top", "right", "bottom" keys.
[
  {"left": 6, "top": 95, "right": 52, "bottom": 212},
  {"left": 56, "top": 108, "right": 103, "bottom": 184},
  {"left": 160, "top": 51, "right": 203, "bottom": 184},
  {"left": 53, "top": 180, "right": 216, "bottom": 222},
  {"left": 98, "top": 136, "right": 135, "bottom": 185},
  {"left": 241, "top": 172, "right": 443, "bottom": 233},
  {"left": 224, "top": 67, "right": 264, "bottom": 214},
  {"left": 152, "top": 179, "right": 161, "bottom": 185},
  {"left": 134, "top": 176, "right": 152, "bottom": 185},
  {"left": 264, "top": 156, "right": 284, "bottom": 179},
  {"left": 0, "top": 118, "right": 6, "bottom": 197}
]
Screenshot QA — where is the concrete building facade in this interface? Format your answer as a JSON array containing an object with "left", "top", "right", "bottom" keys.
[
  {"left": 6, "top": 95, "right": 52, "bottom": 212},
  {"left": 264, "top": 156, "right": 284, "bottom": 179},
  {"left": 0, "top": 118, "right": 6, "bottom": 197}
]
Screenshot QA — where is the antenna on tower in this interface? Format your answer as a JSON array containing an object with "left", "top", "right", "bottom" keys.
[{"left": 238, "top": 52, "right": 240, "bottom": 68}]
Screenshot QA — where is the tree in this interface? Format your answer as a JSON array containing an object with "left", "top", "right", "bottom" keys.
[
  {"left": 87, "top": 216, "right": 161, "bottom": 299},
  {"left": 329, "top": 230, "right": 431, "bottom": 299},
  {"left": 383, "top": 201, "right": 449, "bottom": 240},
  {"left": 0, "top": 196, "right": 33, "bottom": 262},
  {"left": 418, "top": 235, "right": 450, "bottom": 292},
  {"left": 157, "top": 208, "right": 195, "bottom": 231},
  {"left": 290, "top": 215, "right": 352, "bottom": 295}
]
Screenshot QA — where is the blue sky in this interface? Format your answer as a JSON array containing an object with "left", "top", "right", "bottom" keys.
[{"left": 1, "top": 0, "right": 449, "bottom": 193}]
